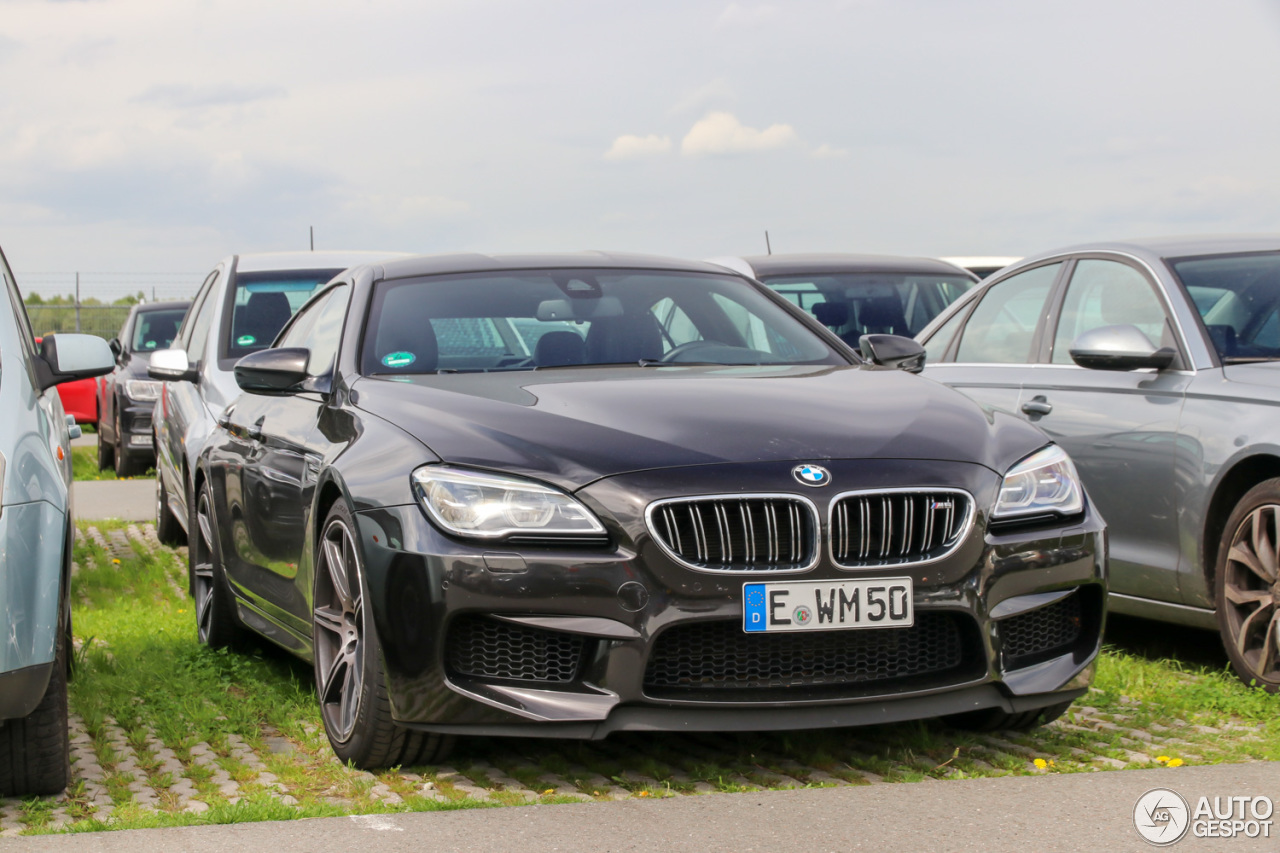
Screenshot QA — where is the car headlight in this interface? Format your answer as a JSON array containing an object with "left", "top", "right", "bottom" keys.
[
  {"left": 994, "top": 445, "right": 1083, "bottom": 520},
  {"left": 124, "top": 380, "right": 162, "bottom": 402},
  {"left": 412, "top": 466, "right": 607, "bottom": 540}
]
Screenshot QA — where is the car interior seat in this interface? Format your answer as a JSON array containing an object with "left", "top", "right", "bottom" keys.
[
  {"left": 585, "top": 314, "right": 664, "bottom": 364},
  {"left": 238, "top": 292, "right": 293, "bottom": 349},
  {"left": 855, "top": 295, "right": 910, "bottom": 336},
  {"left": 534, "top": 330, "right": 587, "bottom": 367}
]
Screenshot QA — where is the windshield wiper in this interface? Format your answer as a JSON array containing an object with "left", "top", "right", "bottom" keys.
[{"left": 1222, "top": 356, "right": 1280, "bottom": 364}]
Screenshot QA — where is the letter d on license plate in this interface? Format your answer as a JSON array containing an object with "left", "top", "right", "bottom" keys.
[{"left": 743, "top": 578, "right": 913, "bottom": 633}]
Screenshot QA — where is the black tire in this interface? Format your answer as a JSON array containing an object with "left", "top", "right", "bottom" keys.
[
  {"left": 96, "top": 422, "right": 115, "bottom": 471},
  {"left": 0, "top": 604, "right": 70, "bottom": 796},
  {"left": 114, "top": 415, "right": 143, "bottom": 478},
  {"left": 943, "top": 699, "right": 1073, "bottom": 732},
  {"left": 156, "top": 472, "right": 186, "bottom": 547},
  {"left": 190, "top": 480, "right": 249, "bottom": 650},
  {"left": 312, "top": 499, "right": 451, "bottom": 770},
  {"left": 1214, "top": 479, "right": 1280, "bottom": 692}
]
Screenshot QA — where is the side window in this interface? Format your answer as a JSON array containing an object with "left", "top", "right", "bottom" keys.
[
  {"left": 1051, "top": 260, "right": 1172, "bottom": 363},
  {"left": 954, "top": 263, "right": 1062, "bottom": 364},
  {"left": 922, "top": 304, "right": 969, "bottom": 364},
  {"left": 184, "top": 273, "right": 222, "bottom": 362},
  {"left": 710, "top": 292, "right": 803, "bottom": 358},
  {"left": 650, "top": 297, "right": 701, "bottom": 348},
  {"left": 279, "top": 286, "right": 350, "bottom": 376},
  {"left": 179, "top": 270, "right": 218, "bottom": 350}
]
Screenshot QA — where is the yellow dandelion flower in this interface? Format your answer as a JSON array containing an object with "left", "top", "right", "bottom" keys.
[
  {"left": 177, "top": 609, "right": 185, "bottom": 614},
  {"left": 592, "top": 791, "right": 601, "bottom": 796},
  {"left": 1156, "top": 755, "right": 1170, "bottom": 763},
  {"left": 638, "top": 790, "right": 650, "bottom": 797},
  {"left": 111, "top": 559, "right": 121, "bottom": 564},
  {"left": 1033, "top": 758, "right": 1047, "bottom": 769},
  {"left": 542, "top": 788, "right": 554, "bottom": 795},
  {"left": 1167, "top": 758, "right": 1183, "bottom": 767}
]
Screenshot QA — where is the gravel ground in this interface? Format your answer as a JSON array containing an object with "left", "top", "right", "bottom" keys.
[{"left": 0, "top": 525, "right": 1266, "bottom": 835}]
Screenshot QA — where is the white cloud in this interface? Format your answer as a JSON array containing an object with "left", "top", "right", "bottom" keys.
[
  {"left": 714, "top": 3, "right": 779, "bottom": 28},
  {"left": 680, "top": 112, "right": 800, "bottom": 156},
  {"left": 604, "top": 133, "right": 673, "bottom": 161},
  {"left": 811, "top": 143, "right": 848, "bottom": 159}
]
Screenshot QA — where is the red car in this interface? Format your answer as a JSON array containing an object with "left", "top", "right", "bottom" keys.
[{"left": 35, "top": 337, "right": 98, "bottom": 426}]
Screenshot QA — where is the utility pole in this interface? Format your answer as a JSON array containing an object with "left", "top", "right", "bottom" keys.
[
  {"left": 310, "top": 226, "right": 314, "bottom": 251},
  {"left": 765, "top": 231, "right": 772, "bottom": 255}
]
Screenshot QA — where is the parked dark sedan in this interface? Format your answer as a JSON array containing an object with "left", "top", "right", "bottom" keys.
[
  {"left": 96, "top": 300, "right": 189, "bottom": 476},
  {"left": 916, "top": 234, "right": 1280, "bottom": 691},
  {"left": 192, "top": 252, "right": 1105, "bottom": 769}
]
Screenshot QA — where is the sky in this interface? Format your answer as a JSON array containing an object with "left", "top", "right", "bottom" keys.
[{"left": 2, "top": 0, "right": 1280, "bottom": 288}]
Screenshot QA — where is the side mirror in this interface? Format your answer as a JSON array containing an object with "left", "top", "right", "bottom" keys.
[
  {"left": 148, "top": 348, "right": 199, "bottom": 383},
  {"left": 35, "top": 334, "right": 115, "bottom": 391},
  {"left": 859, "top": 333, "right": 926, "bottom": 374},
  {"left": 234, "top": 347, "right": 310, "bottom": 394},
  {"left": 1069, "top": 325, "right": 1175, "bottom": 371},
  {"left": 108, "top": 338, "right": 122, "bottom": 358}
]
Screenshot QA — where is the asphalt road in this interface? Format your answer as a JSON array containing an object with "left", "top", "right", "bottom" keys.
[
  {"left": 6, "top": 761, "right": 1278, "bottom": 852},
  {"left": 72, "top": 478, "right": 155, "bottom": 522}
]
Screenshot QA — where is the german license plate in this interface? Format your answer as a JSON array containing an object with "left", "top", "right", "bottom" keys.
[{"left": 743, "top": 578, "right": 913, "bottom": 633}]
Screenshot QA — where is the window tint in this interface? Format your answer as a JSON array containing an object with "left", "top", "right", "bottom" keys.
[
  {"left": 762, "top": 272, "right": 975, "bottom": 346},
  {"left": 361, "top": 269, "right": 840, "bottom": 374},
  {"left": 1171, "top": 251, "right": 1280, "bottom": 361},
  {"left": 179, "top": 270, "right": 218, "bottom": 350},
  {"left": 1051, "top": 260, "right": 1171, "bottom": 363},
  {"left": 922, "top": 303, "right": 969, "bottom": 364},
  {"left": 185, "top": 274, "right": 222, "bottom": 361},
  {"left": 279, "top": 285, "right": 350, "bottom": 376},
  {"left": 131, "top": 308, "right": 187, "bottom": 353},
  {"left": 954, "top": 263, "right": 1061, "bottom": 364},
  {"left": 225, "top": 269, "right": 343, "bottom": 360}
]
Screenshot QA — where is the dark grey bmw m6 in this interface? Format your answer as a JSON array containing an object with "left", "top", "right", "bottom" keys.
[{"left": 193, "top": 252, "right": 1105, "bottom": 769}]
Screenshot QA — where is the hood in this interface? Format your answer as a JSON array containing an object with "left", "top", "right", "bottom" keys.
[{"left": 351, "top": 365, "right": 1046, "bottom": 491}]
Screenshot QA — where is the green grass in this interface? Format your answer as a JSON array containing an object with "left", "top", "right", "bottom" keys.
[
  {"left": 7, "top": 522, "right": 1279, "bottom": 835},
  {"left": 72, "top": 445, "right": 154, "bottom": 482}
]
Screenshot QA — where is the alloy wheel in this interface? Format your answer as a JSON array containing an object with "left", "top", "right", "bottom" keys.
[
  {"left": 1222, "top": 504, "right": 1280, "bottom": 683},
  {"left": 313, "top": 517, "right": 365, "bottom": 743},
  {"left": 193, "top": 491, "right": 217, "bottom": 644}
]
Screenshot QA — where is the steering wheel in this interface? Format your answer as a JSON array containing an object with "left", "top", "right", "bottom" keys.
[{"left": 660, "top": 340, "right": 723, "bottom": 363}]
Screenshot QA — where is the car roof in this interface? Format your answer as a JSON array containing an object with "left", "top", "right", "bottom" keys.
[
  {"left": 710, "top": 253, "right": 974, "bottom": 279},
  {"left": 235, "top": 251, "right": 410, "bottom": 273},
  {"left": 377, "top": 251, "right": 739, "bottom": 280},
  {"left": 1013, "top": 235, "right": 1280, "bottom": 269},
  {"left": 131, "top": 300, "right": 190, "bottom": 312}
]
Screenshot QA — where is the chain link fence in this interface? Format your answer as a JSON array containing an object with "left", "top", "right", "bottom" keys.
[{"left": 18, "top": 272, "right": 203, "bottom": 340}]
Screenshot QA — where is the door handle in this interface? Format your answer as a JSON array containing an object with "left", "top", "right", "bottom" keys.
[{"left": 1021, "top": 396, "right": 1053, "bottom": 416}]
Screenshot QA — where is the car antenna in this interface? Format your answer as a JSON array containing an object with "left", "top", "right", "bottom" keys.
[
  {"left": 764, "top": 230, "right": 772, "bottom": 255},
  {"left": 310, "top": 226, "right": 314, "bottom": 251}
]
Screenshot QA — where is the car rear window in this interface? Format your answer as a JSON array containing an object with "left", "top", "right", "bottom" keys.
[{"left": 361, "top": 269, "right": 843, "bottom": 374}]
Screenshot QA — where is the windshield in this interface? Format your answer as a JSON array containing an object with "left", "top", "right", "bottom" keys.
[
  {"left": 361, "top": 269, "right": 843, "bottom": 374},
  {"left": 227, "top": 269, "right": 342, "bottom": 359},
  {"left": 130, "top": 308, "right": 187, "bottom": 353},
  {"left": 1170, "top": 252, "right": 1280, "bottom": 362},
  {"left": 761, "top": 272, "right": 974, "bottom": 346}
]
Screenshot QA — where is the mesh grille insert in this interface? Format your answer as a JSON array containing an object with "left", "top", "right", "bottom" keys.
[
  {"left": 445, "top": 615, "right": 588, "bottom": 683},
  {"left": 650, "top": 497, "right": 817, "bottom": 571},
  {"left": 831, "top": 491, "right": 970, "bottom": 567},
  {"left": 999, "top": 592, "right": 1083, "bottom": 668},
  {"left": 644, "top": 613, "right": 974, "bottom": 694}
]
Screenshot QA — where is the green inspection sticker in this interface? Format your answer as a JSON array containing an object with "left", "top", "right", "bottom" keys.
[
  {"left": 236, "top": 334, "right": 256, "bottom": 346},
  {"left": 382, "top": 351, "right": 416, "bottom": 368}
]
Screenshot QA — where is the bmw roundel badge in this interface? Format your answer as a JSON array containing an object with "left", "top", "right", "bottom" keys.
[{"left": 792, "top": 464, "right": 831, "bottom": 487}]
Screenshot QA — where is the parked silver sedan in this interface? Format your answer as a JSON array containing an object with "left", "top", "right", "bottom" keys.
[
  {"left": 0, "top": 246, "right": 113, "bottom": 795},
  {"left": 916, "top": 235, "right": 1280, "bottom": 690}
]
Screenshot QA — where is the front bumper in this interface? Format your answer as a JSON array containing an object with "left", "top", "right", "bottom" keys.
[
  {"left": 118, "top": 400, "right": 156, "bottom": 460},
  {"left": 355, "top": 459, "right": 1106, "bottom": 738}
]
